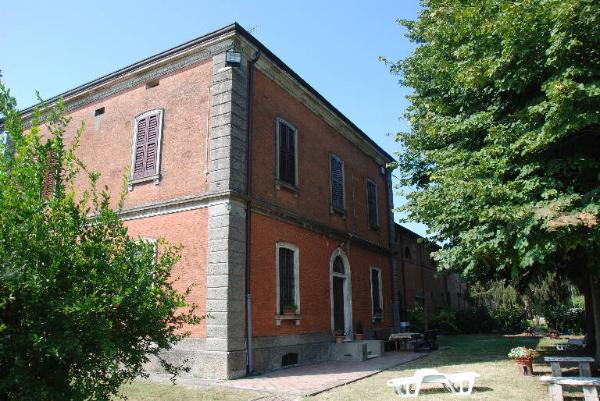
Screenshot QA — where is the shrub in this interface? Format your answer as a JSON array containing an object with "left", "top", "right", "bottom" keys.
[
  {"left": 0, "top": 82, "right": 201, "bottom": 401},
  {"left": 428, "top": 308, "right": 460, "bottom": 334},
  {"left": 489, "top": 306, "right": 528, "bottom": 334},
  {"left": 455, "top": 307, "right": 496, "bottom": 334}
]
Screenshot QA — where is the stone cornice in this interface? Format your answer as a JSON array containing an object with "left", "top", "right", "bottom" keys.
[
  {"left": 117, "top": 190, "right": 247, "bottom": 221},
  {"left": 251, "top": 196, "right": 391, "bottom": 255}
]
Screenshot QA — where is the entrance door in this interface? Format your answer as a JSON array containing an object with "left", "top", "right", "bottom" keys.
[
  {"left": 333, "top": 275, "right": 345, "bottom": 333},
  {"left": 331, "top": 253, "right": 352, "bottom": 337}
]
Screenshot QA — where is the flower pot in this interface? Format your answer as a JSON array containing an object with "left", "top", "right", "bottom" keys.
[
  {"left": 335, "top": 335, "right": 345, "bottom": 344},
  {"left": 515, "top": 358, "right": 534, "bottom": 376},
  {"left": 355, "top": 333, "right": 365, "bottom": 341},
  {"left": 282, "top": 308, "right": 296, "bottom": 315}
]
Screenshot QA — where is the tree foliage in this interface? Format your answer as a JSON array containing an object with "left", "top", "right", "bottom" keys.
[
  {"left": 388, "top": 0, "right": 600, "bottom": 281},
  {"left": 0, "top": 80, "right": 201, "bottom": 401}
]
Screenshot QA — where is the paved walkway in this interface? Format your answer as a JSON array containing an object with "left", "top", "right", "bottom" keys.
[{"left": 220, "top": 351, "right": 425, "bottom": 398}]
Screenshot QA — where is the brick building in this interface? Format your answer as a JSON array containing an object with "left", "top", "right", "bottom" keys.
[
  {"left": 20, "top": 24, "right": 402, "bottom": 379},
  {"left": 394, "top": 224, "right": 468, "bottom": 318}
]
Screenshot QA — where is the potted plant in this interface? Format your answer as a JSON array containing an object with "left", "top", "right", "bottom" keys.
[
  {"left": 334, "top": 329, "right": 345, "bottom": 343},
  {"left": 508, "top": 346, "right": 535, "bottom": 376},
  {"left": 282, "top": 304, "right": 297, "bottom": 315},
  {"left": 355, "top": 321, "right": 365, "bottom": 340}
]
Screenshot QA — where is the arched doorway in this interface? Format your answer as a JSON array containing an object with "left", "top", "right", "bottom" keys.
[{"left": 330, "top": 248, "right": 352, "bottom": 339}]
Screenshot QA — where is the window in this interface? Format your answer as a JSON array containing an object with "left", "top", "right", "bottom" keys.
[
  {"left": 330, "top": 154, "right": 345, "bottom": 211},
  {"left": 276, "top": 118, "right": 297, "bottom": 187},
  {"left": 1, "top": 131, "right": 14, "bottom": 158},
  {"left": 404, "top": 246, "right": 412, "bottom": 260},
  {"left": 370, "top": 267, "right": 383, "bottom": 321},
  {"left": 366, "top": 178, "right": 379, "bottom": 229},
  {"left": 130, "top": 109, "right": 163, "bottom": 186},
  {"left": 281, "top": 353, "right": 298, "bottom": 367},
  {"left": 276, "top": 243, "right": 300, "bottom": 315},
  {"left": 41, "top": 148, "right": 58, "bottom": 198}
]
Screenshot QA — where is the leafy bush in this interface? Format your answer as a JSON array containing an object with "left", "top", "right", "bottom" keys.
[
  {"left": 0, "top": 82, "right": 201, "bottom": 401},
  {"left": 406, "top": 307, "right": 426, "bottom": 333},
  {"left": 489, "top": 306, "right": 528, "bottom": 334},
  {"left": 455, "top": 307, "right": 496, "bottom": 334},
  {"left": 428, "top": 308, "right": 460, "bottom": 334},
  {"left": 546, "top": 306, "right": 585, "bottom": 334}
]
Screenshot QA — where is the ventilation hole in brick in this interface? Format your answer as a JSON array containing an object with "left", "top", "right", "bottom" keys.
[
  {"left": 282, "top": 353, "right": 298, "bottom": 367},
  {"left": 146, "top": 79, "right": 159, "bottom": 89},
  {"left": 94, "top": 107, "right": 105, "bottom": 116}
]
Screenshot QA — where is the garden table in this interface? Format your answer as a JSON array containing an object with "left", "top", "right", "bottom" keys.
[
  {"left": 543, "top": 356, "right": 595, "bottom": 377},
  {"left": 389, "top": 332, "right": 422, "bottom": 351}
]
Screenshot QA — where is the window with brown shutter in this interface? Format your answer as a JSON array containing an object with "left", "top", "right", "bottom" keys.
[
  {"left": 42, "top": 148, "right": 59, "bottom": 198},
  {"left": 130, "top": 110, "right": 163, "bottom": 187},
  {"left": 276, "top": 118, "right": 297, "bottom": 188},
  {"left": 366, "top": 178, "right": 379, "bottom": 229},
  {"left": 330, "top": 154, "right": 345, "bottom": 211},
  {"left": 370, "top": 267, "right": 383, "bottom": 321},
  {"left": 276, "top": 242, "right": 300, "bottom": 315}
]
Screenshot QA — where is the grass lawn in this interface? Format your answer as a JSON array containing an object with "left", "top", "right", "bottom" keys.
[
  {"left": 118, "top": 382, "right": 265, "bottom": 401},
  {"left": 305, "top": 335, "right": 577, "bottom": 401},
  {"left": 118, "top": 335, "right": 589, "bottom": 401}
]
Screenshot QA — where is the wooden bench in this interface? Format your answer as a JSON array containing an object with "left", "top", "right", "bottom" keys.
[
  {"left": 544, "top": 356, "right": 595, "bottom": 377},
  {"left": 540, "top": 376, "right": 600, "bottom": 401}
]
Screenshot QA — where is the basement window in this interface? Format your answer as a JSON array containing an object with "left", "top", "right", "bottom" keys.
[
  {"left": 94, "top": 107, "right": 105, "bottom": 116},
  {"left": 146, "top": 79, "right": 160, "bottom": 89},
  {"left": 282, "top": 353, "right": 298, "bottom": 367}
]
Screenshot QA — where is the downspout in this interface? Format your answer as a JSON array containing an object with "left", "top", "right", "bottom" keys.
[
  {"left": 245, "top": 49, "right": 261, "bottom": 376},
  {"left": 384, "top": 168, "right": 400, "bottom": 330},
  {"left": 399, "top": 235, "right": 408, "bottom": 320}
]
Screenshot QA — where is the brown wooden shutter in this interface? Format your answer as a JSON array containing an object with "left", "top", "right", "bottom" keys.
[
  {"left": 367, "top": 180, "right": 378, "bottom": 228},
  {"left": 330, "top": 155, "right": 344, "bottom": 210},
  {"left": 278, "top": 247, "right": 295, "bottom": 313},
  {"left": 144, "top": 114, "right": 159, "bottom": 177},
  {"left": 278, "top": 122, "right": 296, "bottom": 186},
  {"left": 41, "top": 149, "right": 57, "bottom": 198},
  {"left": 133, "top": 117, "right": 148, "bottom": 179},
  {"left": 132, "top": 112, "right": 160, "bottom": 180}
]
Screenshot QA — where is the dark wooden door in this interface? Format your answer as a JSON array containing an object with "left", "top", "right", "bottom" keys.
[{"left": 333, "top": 276, "right": 345, "bottom": 333}]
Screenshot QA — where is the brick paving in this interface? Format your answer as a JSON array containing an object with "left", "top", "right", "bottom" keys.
[{"left": 220, "top": 352, "right": 425, "bottom": 397}]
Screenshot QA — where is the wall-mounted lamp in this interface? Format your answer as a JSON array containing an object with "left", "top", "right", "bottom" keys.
[{"left": 225, "top": 50, "right": 242, "bottom": 67}]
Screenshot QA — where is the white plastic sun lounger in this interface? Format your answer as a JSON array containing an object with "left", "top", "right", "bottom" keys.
[{"left": 387, "top": 368, "right": 480, "bottom": 397}]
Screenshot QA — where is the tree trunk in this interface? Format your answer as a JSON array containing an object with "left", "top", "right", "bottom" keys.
[
  {"left": 582, "top": 278, "right": 596, "bottom": 355},
  {"left": 589, "top": 274, "right": 600, "bottom": 364}
]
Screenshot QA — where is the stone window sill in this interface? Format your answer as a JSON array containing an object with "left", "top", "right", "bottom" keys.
[
  {"left": 128, "top": 174, "right": 160, "bottom": 191},
  {"left": 330, "top": 206, "right": 347, "bottom": 219},
  {"left": 275, "top": 314, "right": 301, "bottom": 326},
  {"left": 275, "top": 179, "right": 299, "bottom": 196}
]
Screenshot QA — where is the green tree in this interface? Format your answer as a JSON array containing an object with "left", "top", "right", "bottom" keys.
[
  {"left": 386, "top": 0, "right": 600, "bottom": 359},
  {"left": 0, "top": 80, "right": 201, "bottom": 400}
]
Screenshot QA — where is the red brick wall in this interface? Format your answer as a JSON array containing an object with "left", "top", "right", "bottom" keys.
[
  {"left": 125, "top": 208, "right": 208, "bottom": 337},
  {"left": 251, "top": 69, "right": 389, "bottom": 248},
  {"left": 250, "top": 212, "right": 392, "bottom": 337},
  {"left": 62, "top": 60, "right": 212, "bottom": 209}
]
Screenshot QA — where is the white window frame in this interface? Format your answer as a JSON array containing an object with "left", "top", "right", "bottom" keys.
[
  {"left": 370, "top": 267, "right": 384, "bottom": 322},
  {"left": 329, "top": 153, "right": 346, "bottom": 212},
  {"left": 275, "top": 242, "right": 300, "bottom": 315},
  {"left": 366, "top": 178, "right": 379, "bottom": 229},
  {"left": 129, "top": 109, "right": 164, "bottom": 189},
  {"left": 275, "top": 117, "right": 299, "bottom": 188},
  {"left": 0, "top": 130, "right": 13, "bottom": 158}
]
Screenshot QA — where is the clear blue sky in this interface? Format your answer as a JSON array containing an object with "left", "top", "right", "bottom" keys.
[{"left": 1, "top": 0, "right": 428, "bottom": 236}]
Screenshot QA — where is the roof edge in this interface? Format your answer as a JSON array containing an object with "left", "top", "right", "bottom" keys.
[{"left": 17, "top": 22, "right": 395, "bottom": 163}]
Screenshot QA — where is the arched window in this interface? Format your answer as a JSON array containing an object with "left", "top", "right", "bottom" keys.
[{"left": 333, "top": 256, "right": 345, "bottom": 274}]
